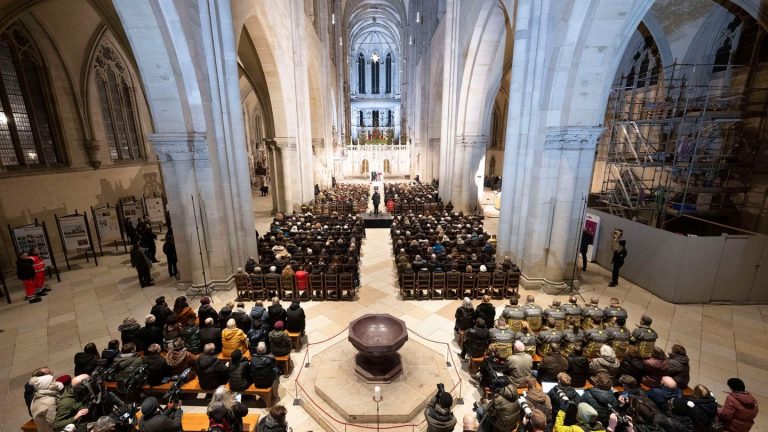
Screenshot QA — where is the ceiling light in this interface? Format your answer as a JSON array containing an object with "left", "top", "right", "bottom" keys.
[{"left": 416, "top": 12, "right": 421, "bottom": 23}]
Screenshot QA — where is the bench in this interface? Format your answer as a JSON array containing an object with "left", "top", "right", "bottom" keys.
[
  {"left": 22, "top": 413, "right": 261, "bottom": 432},
  {"left": 287, "top": 331, "right": 303, "bottom": 351},
  {"left": 105, "top": 376, "right": 279, "bottom": 407}
]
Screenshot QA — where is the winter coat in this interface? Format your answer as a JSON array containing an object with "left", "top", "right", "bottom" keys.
[
  {"left": 686, "top": 394, "right": 717, "bottom": 431},
  {"left": 464, "top": 326, "right": 489, "bottom": 358},
  {"left": 114, "top": 353, "right": 143, "bottom": 384},
  {"left": 474, "top": 303, "right": 496, "bottom": 327},
  {"left": 269, "top": 330, "right": 293, "bottom": 356},
  {"left": 425, "top": 398, "right": 458, "bottom": 432},
  {"left": 118, "top": 321, "right": 141, "bottom": 346},
  {"left": 656, "top": 412, "right": 695, "bottom": 432},
  {"left": 581, "top": 387, "right": 617, "bottom": 426},
  {"left": 485, "top": 384, "right": 520, "bottom": 432},
  {"left": 567, "top": 354, "right": 591, "bottom": 388},
  {"left": 208, "top": 401, "right": 249, "bottom": 432},
  {"left": 150, "top": 303, "right": 173, "bottom": 328},
  {"left": 130, "top": 247, "right": 151, "bottom": 271},
  {"left": 526, "top": 386, "right": 554, "bottom": 421},
  {"left": 199, "top": 325, "right": 223, "bottom": 353},
  {"left": 250, "top": 305, "right": 269, "bottom": 328},
  {"left": 134, "top": 325, "right": 164, "bottom": 352},
  {"left": 619, "top": 356, "right": 646, "bottom": 385},
  {"left": 647, "top": 386, "right": 681, "bottom": 413},
  {"left": 197, "top": 353, "right": 229, "bottom": 390},
  {"left": 718, "top": 391, "right": 759, "bottom": 432},
  {"left": 222, "top": 328, "right": 248, "bottom": 357},
  {"left": 539, "top": 352, "right": 569, "bottom": 383},
  {"left": 52, "top": 386, "right": 85, "bottom": 431},
  {"left": 181, "top": 325, "right": 202, "bottom": 354},
  {"left": 256, "top": 414, "right": 289, "bottom": 432},
  {"left": 233, "top": 310, "right": 252, "bottom": 333},
  {"left": 101, "top": 348, "right": 120, "bottom": 366},
  {"left": 250, "top": 354, "right": 278, "bottom": 388},
  {"left": 198, "top": 304, "right": 220, "bottom": 326},
  {"left": 589, "top": 352, "right": 620, "bottom": 380},
  {"left": 165, "top": 348, "right": 197, "bottom": 379},
  {"left": 554, "top": 408, "right": 608, "bottom": 432},
  {"left": 286, "top": 303, "right": 306, "bottom": 333},
  {"left": 666, "top": 353, "right": 690, "bottom": 389},
  {"left": 139, "top": 398, "right": 183, "bottom": 432},
  {"left": 29, "top": 375, "right": 62, "bottom": 432},
  {"left": 642, "top": 357, "right": 669, "bottom": 388},
  {"left": 73, "top": 351, "right": 99, "bottom": 376},
  {"left": 16, "top": 256, "right": 35, "bottom": 280},
  {"left": 219, "top": 307, "right": 233, "bottom": 330},
  {"left": 175, "top": 306, "right": 196, "bottom": 325},
  {"left": 267, "top": 304, "right": 287, "bottom": 328},
  {"left": 505, "top": 352, "right": 533, "bottom": 388},
  {"left": 547, "top": 385, "right": 581, "bottom": 423},
  {"left": 162, "top": 240, "right": 177, "bottom": 263},
  {"left": 228, "top": 358, "right": 252, "bottom": 392},
  {"left": 454, "top": 306, "right": 475, "bottom": 331},
  {"left": 142, "top": 353, "right": 170, "bottom": 386}
]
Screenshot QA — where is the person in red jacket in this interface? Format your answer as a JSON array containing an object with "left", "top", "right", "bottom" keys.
[
  {"left": 30, "top": 247, "right": 49, "bottom": 293},
  {"left": 16, "top": 252, "right": 41, "bottom": 303},
  {"left": 294, "top": 266, "right": 308, "bottom": 293},
  {"left": 718, "top": 378, "right": 759, "bottom": 432}
]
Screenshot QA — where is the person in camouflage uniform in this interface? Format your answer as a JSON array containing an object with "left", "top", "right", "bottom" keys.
[
  {"left": 502, "top": 297, "right": 526, "bottom": 333},
  {"left": 488, "top": 318, "right": 515, "bottom": 364},
  {"left": 581, "top": 297, "right": 604, "bottom": 330},
  {"left": 606, "top": 316, "right": 631, "bottom": 358},
  {"left": 603, "top": 297, "right": 628, "bottom": 326},
  {"left": 563, "top": 295, "right": 583, "bottom": 328},
  {"left": 544, "top": 300, "right": 567, "bottom": 331},
  {"left": 630, "top": 315, "right": 658, "bottom": 359},
  {"left": 537, "top": 318, "right": 563, "bottom": 357},
  {"left": 583, "top": 314, "right": 609, "bottom": 358},
  {"left": 560, "top": 324, "right": 585, "bottom": 357},
  {"left": 514, "top": 321, "right": 538, "bottom": 357},
  {"left": 523, "top": 295, "right": 544, "bottom": 332}
]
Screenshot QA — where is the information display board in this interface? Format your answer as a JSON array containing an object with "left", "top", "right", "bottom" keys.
[
  {"left": 144, "top": 196, "right": 165, "bottom": 224},
  {"left": 11, "top": 224, "right": 53, "bottom": 267},
  {"left": 584, "top": 212, "right": 601, "bottom": 262},
  {"left": 59, "top": 214, "right": 91, "bottom": 253},
  {"left": 121, "top": 201, "right": 144, "bottom": 221},
  {"left": 93, "top": 206, "right": 122, "bottom": 242}
]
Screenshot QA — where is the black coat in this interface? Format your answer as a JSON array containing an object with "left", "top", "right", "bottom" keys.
[
  {"left": 16, "top": 256, "right": 35, "bottom": 280},
  {"left": 150, "top": 304, "right": 173, "bottom": 329},
  {"left": 286, "top": 304, "right": 306, "bottom": 333},
  {"left": 74, "top": 352, "right": 99, "bottom": 376},
  {"left": 162, "top": 240, "right": 177, "bottom": 263},
  {"left": 267, "top": 305, "right": 287, "bottom": 328},
  {"left": 581, "top": 387, "right": 617, "bottom": 426},
  {"left": 454, "top": 307, "right": 475, "bottom": 331},
  {"left": 197, "top": 353, "right": 229, "bottom": 390},
  {"left": 474, "top": 303, "right": 496, "bottom": 327},
  {"left": 131, "top": 248, "right": 150, "bottom": 271},
  {"left": 142, "top": 353, "right": 170, "bottom": 386},
  {"left": 198, "top": 304, "right": 220, "bottom": 326},
  {"left": 209, "top": 401, "right": 249, "bottom": 432},
  {"left": 619, "top": 356, "right": 646, "bottom": 385},
  {"left": 538, "top": 353, "right": 569, "bottom": 382},
  {"left": 233, "top": 311, "right": 252, "bottom": 333},
  {"left": 250, "top": 355, "right": 278, "bottom": 388},
  {"left": 464, "top": 326, "right": 489, "bottom": 357},
  {"left": 199, "top": 326, "right": 223, "bottom": 353},
  {"left": 134, "top": 325, "right": 164, "bottom": 352},
  {"left": 140, "top": 408, "right": 182, "bottom": 432},
  {"left": 686, "top": 394, "right": 717, "bottom": 431},
  {"left": 666, "top": 353, "right": 690, "bottom": 389},
  {"left": 567, "top": 355, "right": 591, "bottom": 388},
  {"left": 228, "top": 360, "right": 252, "bottom": 392}
]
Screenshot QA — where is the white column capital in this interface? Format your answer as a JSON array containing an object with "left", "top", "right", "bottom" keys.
[
  {"left": 149, "top": 132, "right": 209, "bottom": 161},
  {"left": 544, "top": 126, "right": 604, "bottom": 150}
]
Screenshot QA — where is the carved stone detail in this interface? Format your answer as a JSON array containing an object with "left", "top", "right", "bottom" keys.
[
  {"left": 149, "top": 133, "right": 209, "bottom": 161},
  {"left": 544, "top": 126, "right": 604, "bottom": 150},
  {"left": 273, "top": 137, "right": 298, "bottom": 151},
  {"left": 455, "top": 135, "right": 488, "bottom": 148},
  {"left": 83, "top": 139, "right": 101, "bottom": 169}
]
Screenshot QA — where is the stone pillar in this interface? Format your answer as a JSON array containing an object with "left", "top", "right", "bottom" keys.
[
  {"left": 274, "top": 137, "right": 299, "bottom": 211},
  {"left": 264, "top": 139, "right": 281, "bottom": 214},
  {"left": 451, "top": 136, "right": 488, "bottom": 212},
  {"left": 438, "top": 0, "right": 461, "bottom": 201},
  {"left": 543, "top": 126, "right": 603, "bottom": 282}
]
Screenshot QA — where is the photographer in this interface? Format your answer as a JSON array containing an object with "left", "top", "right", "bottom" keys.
[
  {"left": 553, "top": 401, "right": 605, "bottom": 432},
  {"left": 139, "top": 396, "right": 182, "bottom": 432},
  {"left": 547, "top": 372, "right": 582, "bottom": 425},
  {"left": 478, "top": 382, "right": 520, "bottom": 432},
  {"left": 425, "top": 384, "right": 457, "bottom": 432},
  {"left": 521, "top": 409, "right": 548, "bottom": 432},
  {"left": 52, "top": 374, "right": 91, "bottom": 431}
]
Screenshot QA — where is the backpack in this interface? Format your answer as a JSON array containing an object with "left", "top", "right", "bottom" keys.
[
  {"left": 24, "top": 382, "right": 34, "bottom": 416},
  {"left": 208, "top": 416, "right": 233, "bottom": 432}
]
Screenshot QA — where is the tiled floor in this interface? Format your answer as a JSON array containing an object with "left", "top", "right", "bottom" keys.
[{"left": 0, "top": 188, "right": 765, "bottom": 431}]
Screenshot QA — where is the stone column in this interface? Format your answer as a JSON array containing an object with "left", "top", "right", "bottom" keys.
[
  {"left": 452, "top": 135, "right": 488, "bottom": 212},
  {"left": 438, "top": 0, "right": 461, "bottom": 201},
  {"left": 274, "top": 137, "right": 299, "bottom": 211},
  {"left": 264, "top": 139, "right": 281, "bottom": 214}
]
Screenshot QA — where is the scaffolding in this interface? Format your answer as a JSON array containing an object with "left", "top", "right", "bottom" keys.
[{"left": 596, "top": 62, "right": 768, "bottom": 232}]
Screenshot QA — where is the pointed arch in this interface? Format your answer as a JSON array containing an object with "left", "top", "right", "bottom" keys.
[{"left": 357, "top": 52, "right": 366, "bottom": 93}]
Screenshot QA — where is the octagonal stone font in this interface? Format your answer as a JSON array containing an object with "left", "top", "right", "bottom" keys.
[{"left": 348, "top": 314, "right": 408, "bottom": 383}]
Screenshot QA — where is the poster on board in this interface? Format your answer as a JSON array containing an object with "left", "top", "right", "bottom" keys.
[
  {"left": 584, "top": 213, "right": 601, "bottom": 262},
  {"left": 12, "top": 224, "right": 53, "bottom": 267},
  {"left": 144, "top": 196, "right": 165, "bottom": 224},
  {"left": 94, "top": 207, "right": 122, "bottom": 242},
  {"left": 59, "top": 214, "right": 91, "bottom": 253},
  {"left": 121, "top": 201, "right": 144, "bottom": 222}
]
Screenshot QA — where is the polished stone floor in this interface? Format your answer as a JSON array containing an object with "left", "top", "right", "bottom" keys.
[{"left": 0, "top": 188, "right": 765, "bottom": 431}]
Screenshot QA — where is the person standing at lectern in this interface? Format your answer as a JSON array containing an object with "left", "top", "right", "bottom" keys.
[
  {"left": 609, "top": 240, "right": 627, "bottom": 287},
  {"left": 372, "top": 188, "right": 381, "bottom": 215}
]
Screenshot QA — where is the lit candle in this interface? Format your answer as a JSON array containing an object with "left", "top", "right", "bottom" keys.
[{"left": 374, "top": 385, "right": 381, "bottom": 401}]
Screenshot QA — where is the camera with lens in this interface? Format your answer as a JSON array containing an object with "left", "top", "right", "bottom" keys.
[
  {"left": 609, "top": 405, "right": 631, "bottom": 430},
  {"left": 555, "top": 388, "right": 570, "bottom": 403},
  {"left": 518, "top": 396, "right": 532, "bottom": 418}
]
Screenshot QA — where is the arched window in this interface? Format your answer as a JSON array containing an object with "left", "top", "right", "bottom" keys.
[
  {"left": 385, "top": 53, "right": 392, "bottom": 93},
  {"left": 371, "top": 52, "right": 380, "bottom": 94},
  {"left": 0, "top": 26, "right": 62, "bottom": 167},
  {"left": 94, "top": 42, "right": 143, "bottom": 160},
  {"left": 625, "top": 67, "right": 636, "bottom": 89},
  {"left": 712, "top": 38, "right": 732, "bottom": 73},
  {"left": 357, "top": 53, "right": 365, "bottom": 93}
]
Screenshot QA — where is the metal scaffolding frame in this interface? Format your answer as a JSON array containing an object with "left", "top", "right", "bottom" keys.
[{"left": 596, "top": 61, "right": 768, "bottom": 231}]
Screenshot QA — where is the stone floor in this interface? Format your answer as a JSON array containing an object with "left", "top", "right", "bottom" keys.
[{"left": 0, "top": 187, "right": 765, "bottom": 431}]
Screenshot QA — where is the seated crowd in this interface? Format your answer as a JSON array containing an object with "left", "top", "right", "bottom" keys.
[
  {"left": 25, "top": 295, "right": 305, "bottom": 432},
  {"left": 384, "top": 181, "right": 448, "bottom": 214},
  {"left": 241, "top": 212, "right": 364, "bottom": 301},
  {"left": 310, "top": 183, "right": 370, "bottom": 214},
  {"left": 434, "top": 294, "right": 759, "bottom": 432}
]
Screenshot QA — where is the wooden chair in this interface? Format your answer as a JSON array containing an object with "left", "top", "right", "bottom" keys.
[
  {"left": 461, "top": 272, "right": 477, "bottom": 299},
  {"left": 506, "top": 269, "right": 521, "bottom": 298},
  {"left": 309, "top": 273, "right": 324, "bottom": 300},
  {"left": 275, "top": 355, "right": 294, "bottom": 377},
  {"left": 416, "top": 270, "right": 431, "bottom": 300},
  {"left": 234, "top": 273, "right": 251, "bottom": 301},
  {"left": 399, "top": 272, "right": 416, "bottom": 300},
  {"left": 324, "top": 273, "right": 339, "bottom": 300},
  {"left": 431, "top": 271, "right": 446, "bottom": 299},
  {"left": 490, "top": 270, "right": 506, "bottom": 299},
  {"left": 445, "top": 271, "right": 461, "bottom": 300},
  {"left": 339, "top": 272, "right": 355, "bottom": 301},
  {"left": 264, "top": 275, "right": 281, "bottom": 300},
  {"left": 476, "top": 272, "right": 492, "bottom": 297},
  {"left": 287, "top": 331, "right": 303, "bottom": 351},
  {"left": 281, "top": 275, "right": 295, "bottom": 301},
  {"left": 469, "top": 355, "right": 486, "bottom": 375},
  {"left": 250, "top": 274, "right": 266, "bottom": 301}
]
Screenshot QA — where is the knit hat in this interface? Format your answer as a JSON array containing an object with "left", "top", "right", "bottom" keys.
[
  {"left": 577, "top": 402, "right": 598, "bottom": 425},
  {"left": 514, "top": 341, "right": 525, "bottom": 353},
  {"left": 274, "top": 321, "right": 284, "bottom": 330},
  {"left": 55, "top": 375, "right": 72, "bottom": 386},
  {"left": 727, "top": 378, "right": 745, "bottom": 392}
]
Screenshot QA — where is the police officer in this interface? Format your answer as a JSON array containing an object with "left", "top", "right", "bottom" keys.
[
  {"left": 523, "top": 295, "right": 544, "bottom": 332},
  {"left": 560, "top": 325, "right": 584, "bottom": 357},
  {"left": 562, "top": 295, "right": 582, "bottom": 328},
  {"left": 603, "top": 297, "right": 628, "bottom": 326},
  {"left": 630, "top": 315, "right": 658, "bottom": 359},
  {"left": 583, "top": 314, "right": 609, "bottom": 358},
  {"left": 537, "top": 318, "right": 563, "bottom": 357},
  {"left": 581, "top": 297, "right": 604, "bottom": 330},
  {"left": 488, "top": 318, "right": 515, "bottom": 364},
  {"left": 544, "top": 300, "right": 567, "bottom": 331},
  {"left": 606, "top": 316, "right": 631, "bottom": 358},
  {"left": 502, "top": 297, "right": 526, "bottom": 333}
]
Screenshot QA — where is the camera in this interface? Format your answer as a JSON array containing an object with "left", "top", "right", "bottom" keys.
[
  {"left": 518, "top": 396, "right": 532, "bottom": 418},
  {"left": 556, "top": 388, "right": 570, "bottom": 402},
  {"left": 162, "top": 368, "right": 192, "bottom": 404},
  {"left": 609, "top": 405, "right": 631, "bottom": 428}
]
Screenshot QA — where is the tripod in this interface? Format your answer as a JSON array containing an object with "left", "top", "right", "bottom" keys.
[
  {"left": 557, "top": 195, "right": 587, "bottom": 302},
  {"left": 187, "top": 194, "right": 216, "bottom": 298}
]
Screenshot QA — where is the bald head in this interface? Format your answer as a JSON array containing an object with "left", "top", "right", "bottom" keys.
[
  {"left": 661, "top": 376, "right": 677, "bottom": 389},
  {"left": 526, "top": 295, "right": 535, "bottom": 304}
]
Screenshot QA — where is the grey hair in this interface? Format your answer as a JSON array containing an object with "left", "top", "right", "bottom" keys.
[
  {"left": 256, "top": 341, "right": 267, "bottom": 354},
  {"left": 203, "top": 343, "right": 216, "bottom": 355},
  {"left": 462, "top": 297, "right": 472, "bottom": 308}
]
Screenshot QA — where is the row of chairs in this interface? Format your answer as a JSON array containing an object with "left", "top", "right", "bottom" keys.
[
  {"left": 391, "top": 202, "right": 444, "bottom": 215},
  {"left": 399, "top": 269, "right": 520, "bottom": 300},
  {"left": 310, "top": 202, "right": 367, "bottom": 215},
  {"left": 234, "top": 272, "right": 356, "bottom": 301}
]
